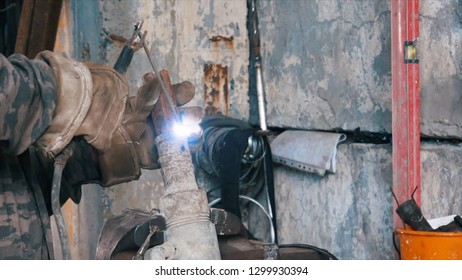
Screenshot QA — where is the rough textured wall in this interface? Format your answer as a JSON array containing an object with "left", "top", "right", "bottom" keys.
[
  {"left": 275, "top": 143, "right": 393, "bottom": 260},
  {"left": 256, "top": 0, "right": 462, "bottom": 259},
  {"left": 420, "top": 0, "right": 462, "bottom": 138},
  {"left": 175, "top": 0, "right": 250, "bottom": 118},
  {"left": 100, "top": 0, "right": 249, "bottom": 118},
  {"left": 421, "top": 143, "right": 462, "bottom": 218},
  {"left": 275, "top": 142, "right": 462, "bottom": 260},
  {"left": 254, "top": 0, "right": 395, "bottom": 259},
  {"left": 260, "top": 0, "right": 392, "bottom": 133},
  {"left": 259, "top": 0, "right": 462, "bottom": 139}
]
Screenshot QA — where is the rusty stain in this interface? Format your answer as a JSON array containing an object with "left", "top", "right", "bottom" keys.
[
  {"left": 107, "top": 33, "right": 144, "bottom": 49},
  {"left": 209, "top": 35, "right": 234, "bottom": 42},
  {"left": 209, "top": 35, "right": 234, "bottom": 49},
  {"left": 204, "top": 64, "right": 229, "bottom": 116},
  {"left": 108, "top": 33, "right": 129, "bottom": 45}
]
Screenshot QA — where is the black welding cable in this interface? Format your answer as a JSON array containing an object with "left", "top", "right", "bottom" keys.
[
  {"left": 278, "top": 244, "right": 339, "bottom": 260},
  {"left": 51, "top": 163, "right": 71, "bottom": 260},
  {"left": 51, "top": 141, "right": 76, "bottom": 260}
]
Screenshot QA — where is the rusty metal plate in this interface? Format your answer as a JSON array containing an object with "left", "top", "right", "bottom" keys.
[{"left": 204, "top": 64, "right": 229, "bottom": 116}]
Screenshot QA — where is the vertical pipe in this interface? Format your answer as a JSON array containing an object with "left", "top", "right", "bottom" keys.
[
  {"left": 145, "top": 134, "right": 221, "bottom": 260},
  {"left": 256, "top": 63, "right": 268, "bottom": 131},
  {"left": 391, "top": 0, "right": 421, "bottom": 230},
  {"left": 406, "top": 0, "right": 421, "bottom": 205}
]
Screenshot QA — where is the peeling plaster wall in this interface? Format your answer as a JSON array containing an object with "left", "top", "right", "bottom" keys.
[
  {"left": 260, "top": 0, "right": 462, "bottom": 138},
  {"left": 275, "top": 144, "right": 394, "bottom": 260},
  {"left": 260, "top": 0, "right": 392, "bottom": 133},
  {"left": 254, "top": 0, "right": 462, "bottom": 259},
  {"left": 274, "top": 143, "right": 462, "bottom": 260},
  {"left": 67, "top": 0, "right": 462, "bottom": 259},
  {"left": 421, "top": 143, "right": 462, "bottom": 218},
  {"left": 100, "top": 0, "right": 249, "bottom": 118},
  {"left": 420, "top": 0, "right": 462, "bottom": 138}
]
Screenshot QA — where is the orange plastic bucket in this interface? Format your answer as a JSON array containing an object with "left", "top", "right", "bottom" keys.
[{"left": 395, "top": 228, "right": 462, "bottom": 260}]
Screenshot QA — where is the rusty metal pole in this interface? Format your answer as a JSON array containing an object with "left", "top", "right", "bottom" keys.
[{"left": 391, "top": 0, "right": 421, "bottom": 230}]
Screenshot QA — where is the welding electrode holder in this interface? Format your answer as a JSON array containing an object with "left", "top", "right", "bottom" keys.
[{"left": 113, "top": 26, "right": 146, "bottom": 74}]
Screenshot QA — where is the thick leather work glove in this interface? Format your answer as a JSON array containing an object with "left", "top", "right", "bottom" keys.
[
  {"left": 34, "top": 51, "right": 198, "bottom": 187},
  {"left": 79, "top": 62, "right": 161, "bottom": 185},
  {"left": 135, "top": 72, "right": 202, "bottom": 170}
]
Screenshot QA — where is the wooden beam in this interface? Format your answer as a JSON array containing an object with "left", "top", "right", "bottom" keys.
[{"left": 15, "top": 0, "right": 63, "bottom": 58}]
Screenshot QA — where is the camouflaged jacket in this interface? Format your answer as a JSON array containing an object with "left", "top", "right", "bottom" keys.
[
  {"left": 0, "top": 53, "right": 57, "bottom": 259},
  {"left": 0, "top": 53, "right": 100, "bottom": 259}
]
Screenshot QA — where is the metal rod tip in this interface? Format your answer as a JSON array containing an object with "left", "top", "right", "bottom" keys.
[{"left": 135, "top": 20, "right": 144, "bottom": 30}]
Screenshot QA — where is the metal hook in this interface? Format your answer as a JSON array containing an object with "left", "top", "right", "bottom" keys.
[
  {"left": 411, "top": 185, "right": 419, "bottom": 201},
  {"left": 389, "top": 185, "right": 400, "bottom": 206}
]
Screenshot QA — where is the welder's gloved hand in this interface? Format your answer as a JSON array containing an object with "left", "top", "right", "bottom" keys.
[
  {"left": 136, "top": 72, "right": 202, "bottom": 169},
  {"left": 34, "top": 51, "right": 199, "bottom": 186},
  {"left": 34, "top": 51, "right": 162, "bottom": 186},
  {"left": 80, "top": 63, "right": 163, "bottom": 186}
]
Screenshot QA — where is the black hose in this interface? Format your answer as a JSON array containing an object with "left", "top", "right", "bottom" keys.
[
  {"left": 51, "top": 141, "right": 76, "bottom": 260},
  {"left": 279, "top": 243, "right": 339, "bottom": 260}
]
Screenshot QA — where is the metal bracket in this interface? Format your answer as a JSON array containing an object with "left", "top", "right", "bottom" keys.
[{"left": 404, "top": 41, "right": 419, "bottom": 64}]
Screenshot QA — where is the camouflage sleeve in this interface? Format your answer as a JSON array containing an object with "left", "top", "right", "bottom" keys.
[{"left": 0, "top": 53, "right": 57, "bottom": 155}]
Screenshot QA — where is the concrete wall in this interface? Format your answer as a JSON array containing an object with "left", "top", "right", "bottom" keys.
[
  {"left": 64, "top": 0, "right": 462, "bottom": 259},
  {"left": 254, "top": 0, "right": 462, "bottom": 259},
  {"left": 261, "top": 0, "right": 392, "bottom": 133},
  {"left": 274, "top": 142, "right": 462, "bottom": 260},
  {"left": 420, "top": 0, "right": 462, "bottom": 138},
  {"left": 261, "top": 0, "right": 462, "bottom": 138}
]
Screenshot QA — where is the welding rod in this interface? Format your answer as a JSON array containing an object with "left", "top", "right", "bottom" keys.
[
  {"left": 255, "top": 62, "right": 267, "bottom": 131},
  {"left": 134, "top": 21, "right": 180, "bottom": 123},
  {"left": 250, "top": 0, "right": 268, "bottom": 132}
]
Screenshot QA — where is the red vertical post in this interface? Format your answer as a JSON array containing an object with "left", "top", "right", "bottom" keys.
[{"left": 391, "top": 0, "right": 421, "bottom": 230}]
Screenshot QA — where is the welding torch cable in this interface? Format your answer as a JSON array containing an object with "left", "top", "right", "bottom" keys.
[
  {"left": 51, "top": 141, "right": 76, "bottom": 260},
  {"left": 239, "top": 163, "right": 261, "bottom": 187},
  {"left": 202, "top": 126, "right": 235, "bottom": 177},
  {"left": 239, "top": 163, "right": 264, "bottom": 195},
  {"left": 239, "top": 156, "right": 260, "bottom": 181},
  {"left": 242, "top": 137, "right": 267, "bottom": 165}
]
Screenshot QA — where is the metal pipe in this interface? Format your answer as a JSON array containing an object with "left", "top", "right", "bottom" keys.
[
  {"left": 255, "top": 63, "right": 267, "bottom": 131},
  {"left": 145, "top": 134, "right": 221, "bottom": 260},
  {"left": 391, "top": 0, "right": 421, "bottom": 231},
  {"left": 249, "top": 0, "right": 268, "bottom": 132}
]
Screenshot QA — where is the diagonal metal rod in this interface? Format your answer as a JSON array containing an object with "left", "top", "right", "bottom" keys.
[
  {"left": 249, "top": 0, "right": 268, "bottom": 132},
  {"left": 134, "top": 21, "right": 180, "bottom": 123}
]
